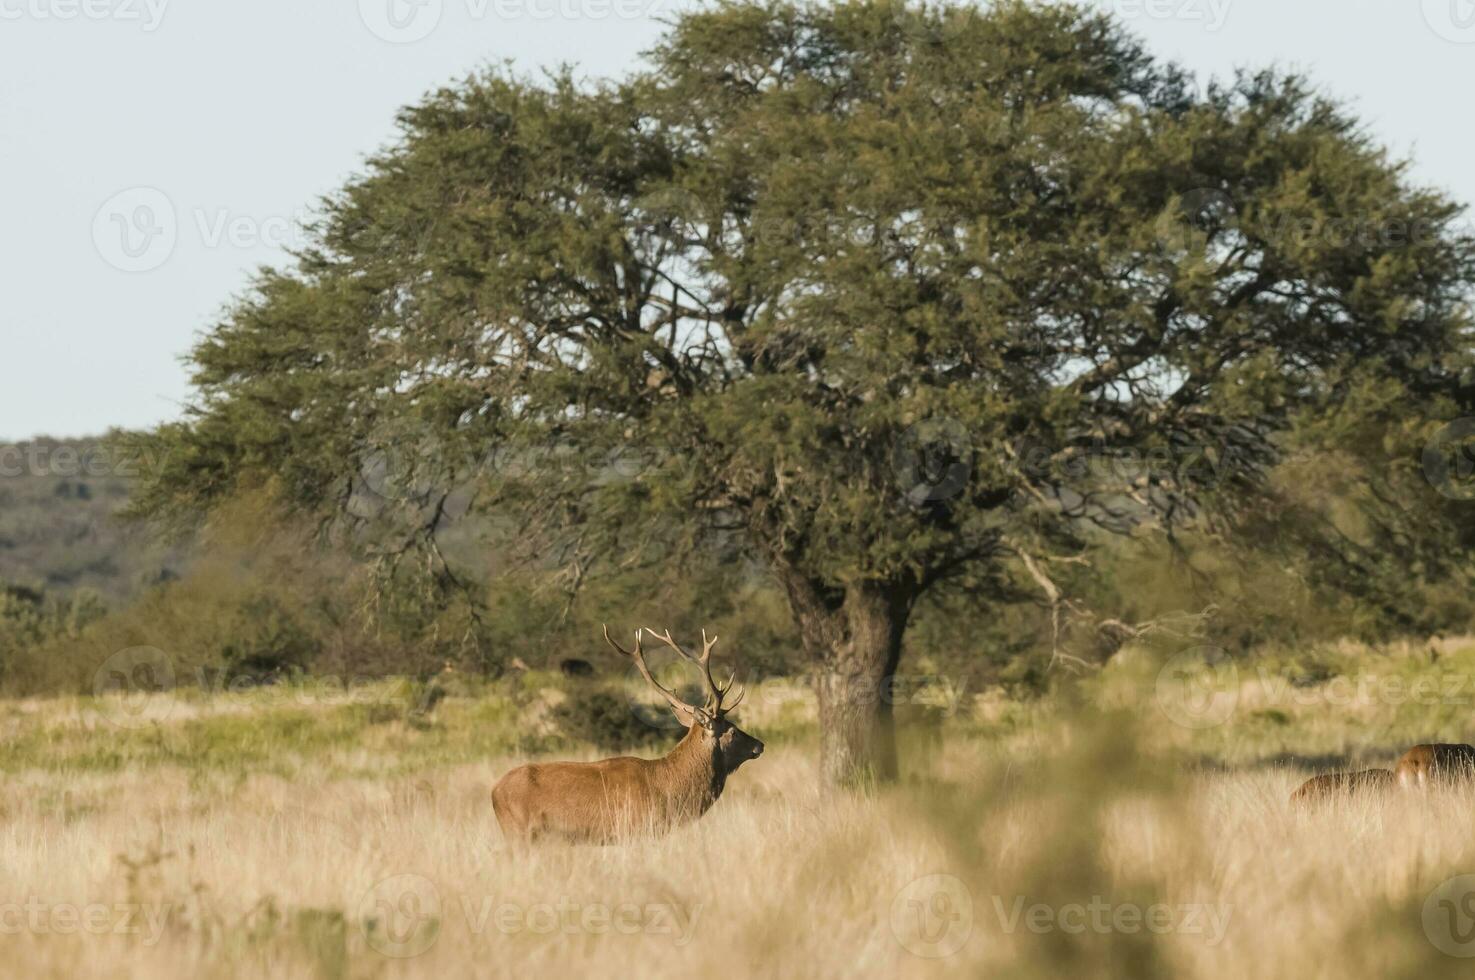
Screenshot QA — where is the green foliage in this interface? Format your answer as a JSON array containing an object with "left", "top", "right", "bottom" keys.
[
  {"left": 0, "top": 466, "right": 1466, "bottom": 701},
  {"left": 549, "top": 685, "right": 676, "bottom": 752},
  {"left": 123, "top": 0, "right": 1473, "bottom": 626},
  {"left": 0, "top": 583, "right": 107, "bottom": 684},
  {"left": 215, "top": 593, "right": 315, "bottom": 682},
  {"left": 0, "top": 493, "right": 489, "bottom": 697}
]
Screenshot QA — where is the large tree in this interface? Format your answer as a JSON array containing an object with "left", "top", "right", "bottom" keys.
[{"left": 129, "top": 0, "right": 1474, "bottom": 783}]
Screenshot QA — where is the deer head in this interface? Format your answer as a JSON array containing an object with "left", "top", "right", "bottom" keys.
[{"left": 603, "top": 625, "right": 764, "bottom": 773}]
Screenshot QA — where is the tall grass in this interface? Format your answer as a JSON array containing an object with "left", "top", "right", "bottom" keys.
[{"left": 4, "top": 645, "right": 1475, "bottom": 977}]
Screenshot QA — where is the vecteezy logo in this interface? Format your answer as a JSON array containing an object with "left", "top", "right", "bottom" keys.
[
  {"left": 1422, "top": 418, "right": 1475, "bottom": 501},
  {"left": 359, "top": 874, "right": 442, "bottom": 957},
  {"left": 91, "top": 646, "right": 176, "bottom": 729},
  {"left": 893, "top": 418, "right": 972, "bottom": 506},
  {"left": 359, "top": 0, "right": 443, "bottom": 43},
  {"left": 891, "top": 873, "right": 973, "bottom": 958},
  {"left": 1423, "top": 0, "right": 1475, "bottom": 43},
  {"left": 1155, "top": 645, "right": 1239, "bottom": 729},
  {"left": 1424, "top": 875, "right": 1475, "bottom": 956},
  {"left": 360, "top": 415, "right": 446, "bottom": 504},
  {"left": 92, "top": 187, "right": 177, "bottom": 273}
]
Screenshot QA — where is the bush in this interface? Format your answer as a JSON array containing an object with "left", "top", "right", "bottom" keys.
[
  {"left": 550, "top": 685, "right": 677, "bottom": 752},
  {"left": 215, "top": 593, "right": 315, "bottom": 682},
  {"left": 0, "top": 583, "right": 106, "bottom": 685}
]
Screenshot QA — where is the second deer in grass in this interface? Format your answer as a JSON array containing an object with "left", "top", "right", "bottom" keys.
[
  {"left": 1290, "top": 744, "right": 1475, "bottom": 804},
  {"left": 491, "top": 626, "right": 763, "bottom": 843},
  {"left": 1290, "top": 769, "right": 1393, "bottom": 805}
]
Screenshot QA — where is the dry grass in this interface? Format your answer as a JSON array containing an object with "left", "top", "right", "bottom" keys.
[{"left": 4, "top": 657, "right": 1475, "bottom": 978}]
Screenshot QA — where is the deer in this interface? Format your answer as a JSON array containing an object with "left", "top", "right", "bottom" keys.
[
  {"left": 491, "top": 626, "right": 764, "bottom": 843},
  {"left": 1393, "top": 743, "right": 1475, "bottom": 788},
  {"left": 1289, "top": 768, "right": 1394, "bottom": 805}
]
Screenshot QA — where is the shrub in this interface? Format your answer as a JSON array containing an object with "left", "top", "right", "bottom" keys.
[
  {"left": 215, "top": 593, "right": 315, "bottom": 682},
  {"left": 549, "top": 685, "right": 677, "bottom": 752}
]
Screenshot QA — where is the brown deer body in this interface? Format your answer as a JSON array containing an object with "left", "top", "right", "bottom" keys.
[
  {"left": 492, "top": 627, "right": 763, "bottom": 843},
  {"left": 1394, "top": 743, "right": 1475, "bottom": 788},
  {"left": 1289, "top": 768, "right": 1393, "bottom": 805}
]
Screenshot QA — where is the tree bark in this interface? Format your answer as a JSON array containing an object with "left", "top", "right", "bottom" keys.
[{"left": 779, "top": 570, "right": 912, "bottom": 786}]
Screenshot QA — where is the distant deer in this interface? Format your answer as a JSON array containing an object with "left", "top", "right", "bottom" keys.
[
  {"left": 491, "top": 626, "right": 764, "bottom": 843},
  {"left": 1393, "top": 744, "right": 1475, "bottom": 788},
  {"left": 1289, "top": 768, "right": 1393, "bottom": 805}
]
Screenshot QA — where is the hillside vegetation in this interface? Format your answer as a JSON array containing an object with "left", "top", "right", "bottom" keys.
[
  {"left": 3, "top": 433, "right": 1472, "bottom": 711},
  {"left": 0, "top": 438, "right": 182, "bottom": 601}
]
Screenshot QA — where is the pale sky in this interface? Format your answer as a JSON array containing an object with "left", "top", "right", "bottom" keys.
[{"left": 3, "top": 0, "right": 1472, "bottom": 440}]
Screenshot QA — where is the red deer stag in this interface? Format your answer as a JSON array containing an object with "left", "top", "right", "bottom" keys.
[
  {"left": 491, "top": 626, "right": 764, "bottom": 843},
  {"left": 1393, "top": 743, "right": 1475, "bottom": 788}
]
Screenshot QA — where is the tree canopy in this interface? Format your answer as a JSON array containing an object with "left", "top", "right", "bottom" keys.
[{"left": 127, "top": 0, "right": 1475, "bottom": 783}]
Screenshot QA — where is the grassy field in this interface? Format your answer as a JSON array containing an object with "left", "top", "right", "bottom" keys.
[{"left": 5, "top": 641, "right": 1475, "bottom": 978}]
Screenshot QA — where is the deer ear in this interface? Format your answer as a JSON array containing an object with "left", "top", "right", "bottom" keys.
[
  {"left": 669, "top": 702, "right": 699, "bottom": 728},
  {"left": 692, "top": 706, "right": 716, "bottom": 731}
]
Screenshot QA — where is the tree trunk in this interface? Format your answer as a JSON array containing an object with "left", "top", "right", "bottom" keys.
[{"left": 781, "top": 572, "right": 912, "bottom": 786}]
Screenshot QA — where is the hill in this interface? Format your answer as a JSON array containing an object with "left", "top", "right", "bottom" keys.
[{"left": 0, "top": 437, "right": 184, "bottom": 601}]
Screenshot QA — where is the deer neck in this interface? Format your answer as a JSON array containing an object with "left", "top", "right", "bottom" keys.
[{"left": 654, "top": 724, "right": 726, "bottom": 814}]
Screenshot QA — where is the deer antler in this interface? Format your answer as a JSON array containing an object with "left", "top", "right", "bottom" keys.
[
  {"left": 602, "top": 625, "right": 701, "bottom": 718},
  {"left": 642, "top": 627, "right": 744, "bottom": 714}
]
